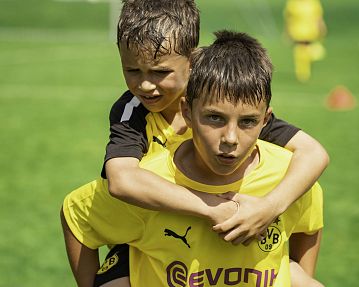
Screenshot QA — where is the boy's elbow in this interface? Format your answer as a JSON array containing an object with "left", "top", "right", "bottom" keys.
[
  {"left": 309, "top": 143, "right": 329, "bottom": 173},
  {"left": 323, "top": 150, "right": 330, "bottom": 168},
  {"left": 316, "top": 144, "right": 330, "bottom": 168},
  {"left": 105, "top": 158, "right": 140, "bottom": 199},
  {"left": 108, "top": 179, "right": 124, "bottom": 199},
  {"left": 287, "top": 131, "right": 330, "bottom": 168},
  {"left": 107, "top": 174, "right": 132, "bottom": 200}
]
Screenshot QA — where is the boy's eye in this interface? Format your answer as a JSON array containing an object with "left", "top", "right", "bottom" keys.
[
  {"left": 125, "top": 68, "right": 139, "bottom": 73},
  {"left": 239, "top": 118, "right": 258, "bottom": 128},
  {"left": 153, "top": 70, "right": 172, "bottom": 75},
  {"left": 207, "top": 115, "right": 223, "bottom": 123}
]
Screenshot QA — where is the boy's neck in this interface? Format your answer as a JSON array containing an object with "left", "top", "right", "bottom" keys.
[
  {"left": 174, "top": 141, "right": 260, "bottom": 185},
  {"left": 160, "top": 98, "right": 188, "bottom": 135},
  {"left": 166, "top": 111, "right": 188, "bottom": 135}
]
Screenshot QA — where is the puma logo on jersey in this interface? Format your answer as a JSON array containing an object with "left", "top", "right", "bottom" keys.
[
  {"left": 153, "top": 136, "right": 167, "bottom": 147},
  {"left": 164, "top": 226, "right": 191, "bottom": 248}
]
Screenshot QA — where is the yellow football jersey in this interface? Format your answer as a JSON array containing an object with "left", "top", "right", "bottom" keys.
[
  {"left": 285, "top": 0, "right": 324, "bottom": 41},
  {"left": 63, "top": 140, "right": 323, "bottom": 287},
  {"left": 145, "top": 112, "right": 192, "bottom": 155}
]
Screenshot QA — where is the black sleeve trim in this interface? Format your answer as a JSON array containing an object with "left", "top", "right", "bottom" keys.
[
  {"left": 101, "top": 91, "right": 150, "bottom": 178},
  {"left": 259, "top": 113, "right": 301, "bottom": 147}
]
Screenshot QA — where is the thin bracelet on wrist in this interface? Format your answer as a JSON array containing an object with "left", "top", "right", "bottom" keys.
[{"left": 230, "top": 199, "right": 239, "bottom": 212}]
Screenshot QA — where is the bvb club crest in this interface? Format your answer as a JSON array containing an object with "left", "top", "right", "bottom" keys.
[
  {"left": 258, "top": 225, "right": 282, "bottom": 252},
  {"left": 96, "top": 254, "right": 119, "bottom": 274}
]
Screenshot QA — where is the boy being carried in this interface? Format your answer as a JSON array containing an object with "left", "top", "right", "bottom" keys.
[
  {"left": 62, "top": 1, "right": 328, "bottom": 286},
  {"left": 104, "top": 0, "right": 327, "bottom": 246},
  {"left": 62, "top": 30, "right": 324, "bottom": 287}
]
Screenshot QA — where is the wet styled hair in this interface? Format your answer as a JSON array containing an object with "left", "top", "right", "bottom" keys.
[
  {"left": 117, "top": 0, "right": 200, "bottom": 59},
  {"left": 186, "top": 30, "right": 273, "bottom": 107}
]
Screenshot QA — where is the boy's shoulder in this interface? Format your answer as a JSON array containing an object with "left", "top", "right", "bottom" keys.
[
  {"left": 110, "top": 90, "right": 150, "bottom": 124},
  {"left": 257, "top": 139, "right": 293, "bottom": 169},
  {"left": 257, "top": 139, "right": 292, "bottom": 153},
  {"left": 140, "top": 140, "right": 179, "bottom": 164},
  {"left": 139, "top": 142, "right": 179, "bottom": 183}
]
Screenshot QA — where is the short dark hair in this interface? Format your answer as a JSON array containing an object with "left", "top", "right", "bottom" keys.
[
  {"left": 117, "top": 0, "right": 200, "bottom": 59},
  {"left": 186, "top": 30, "right": 273, "bottom": 108}
]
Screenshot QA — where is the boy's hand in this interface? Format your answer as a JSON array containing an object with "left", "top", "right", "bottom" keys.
[
  {"left": 204, "top": 195, "right": 239, "bottom": 226},
  {"left": 212, "top": 193, "right": 280, "bottom": 245}
]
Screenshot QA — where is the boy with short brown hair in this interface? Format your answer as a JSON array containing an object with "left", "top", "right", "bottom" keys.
[
  {"left": 62, "top": 30, "right": 324, "bottom": 287},
  {"left": 62, "top": 1, "right": 328, "bottom": 286}
]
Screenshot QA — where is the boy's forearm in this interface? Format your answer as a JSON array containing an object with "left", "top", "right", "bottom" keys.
[
  {"left": 106, "top": 158, "right": 236, "bottom": 224},
  {"left": 267, "top": 131, "right": 329, "bottom": 215},
  {"left": 60, "top": 208, "right": 100, "bottom": 287},
  {"left": 289, "top": 230, "right": 322, "bottom": 276}
]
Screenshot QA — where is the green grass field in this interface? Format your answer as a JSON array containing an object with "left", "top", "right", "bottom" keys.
[{"left": 1, "top": 0, "right": 358, "bottom": 285}]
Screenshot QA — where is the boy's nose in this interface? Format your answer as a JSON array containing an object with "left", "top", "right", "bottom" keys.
[
  {"left": 221, "top": 125, "right": 239, "bottom": 146},
  {"left": 139, "top": 79, "right": 156, "bottom": 92}
]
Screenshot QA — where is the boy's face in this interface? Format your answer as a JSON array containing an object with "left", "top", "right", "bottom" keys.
[
  {"left": 120, "top": 43, "right": 190, "bottom": 113},
  {"left": 183, "top": 96, "right": 271, "bottom": 179}
]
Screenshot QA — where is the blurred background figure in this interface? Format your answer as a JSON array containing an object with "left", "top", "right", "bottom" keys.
[{"left": 284, "top": 0, "right": 327, "bottom": 82}]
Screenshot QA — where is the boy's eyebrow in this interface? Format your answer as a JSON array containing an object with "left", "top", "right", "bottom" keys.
[
  {"left": 150, "top": 61, "right": 174, "bottom": 69},
  {"left": 203, "top": 107, "right": 262, "bottom": 117},
  {"left": 151, "top": 65, "right": 173, "bottom": 71},
  {"left": 203, "top": 108, "right": 223, "bottom": 114},
  {"left": 123, "top": 64, "right": 138, "bottom": 68},
  {"left": 239, "top": 113, "right": 262, "bottom": 118}
]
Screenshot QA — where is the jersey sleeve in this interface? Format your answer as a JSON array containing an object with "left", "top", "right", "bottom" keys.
[
  {"left": 292, "top": 182, "right": 324, "bottom": 234},
  {"left": 259, "top": 113, "right": 301, "bottom": 147},
  {"left": 102, "top": 91, "right": 150, "bottom": 178},
  {"left": 63, "top": 178, "right": 145, "bottom": 249}
]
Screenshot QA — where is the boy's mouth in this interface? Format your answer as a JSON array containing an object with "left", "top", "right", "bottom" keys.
[
  {"left": 216, "top": 153, "right": 239, "bottom": 165},
  {"left": 139, "top": 94, "right": 162, "bottom": 105}
]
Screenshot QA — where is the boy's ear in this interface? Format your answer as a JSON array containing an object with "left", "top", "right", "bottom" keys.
[
  {"left": 180, "top": 98, "right": 192, "bottom": 128},
  {"left": 263, "top": 106, "right": 273, "bottom": 127}
]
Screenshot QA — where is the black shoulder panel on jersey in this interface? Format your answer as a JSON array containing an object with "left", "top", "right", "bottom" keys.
[
  {"left": 101, "top": 91, "right": 150, "bottom": 178},
  {"left": 259, "top": 113, "right": 301, "bottom": 147},
  {"left": 109, "top": 91, "right": 150, "bottom": 127}
]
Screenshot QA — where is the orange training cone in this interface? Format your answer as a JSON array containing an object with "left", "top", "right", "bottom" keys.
[{"left": 326, "top": 86, "right": 356, "bottom": 111}]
